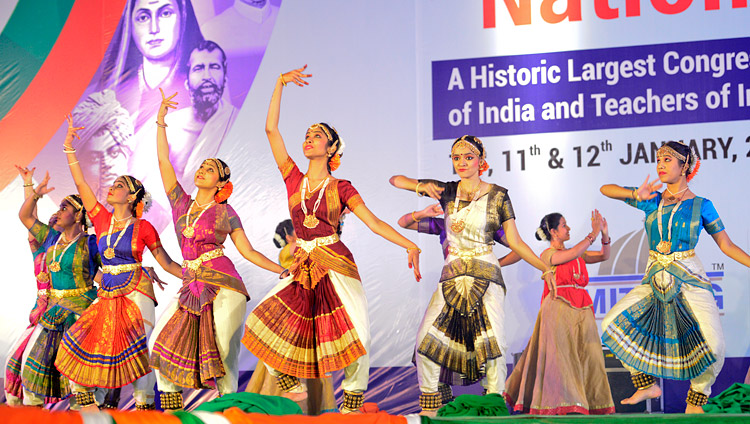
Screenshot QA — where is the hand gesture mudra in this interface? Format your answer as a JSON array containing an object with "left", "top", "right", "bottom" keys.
[
  {"left": 590, "top": 209, "right": 603, "bottom": 235},
  {"left": 158, "top": 88, "right": 178, "bottom": 121},
  {"left": 636, "top": 175, "right": 662, "bottom": 201},
  {"left": 64, "top": 114, "right": 84, "bottom": 148},
  {"left": 420, "top": 181, "right": 444, "bottom": 200},
  {"left": 35, "top": 172, "right": 55, "bottom": 196},
  {"left": 421, "top": 203, "right": 444, "bottom": 218},
  {"left": 15, "top": 165, "right": 35, "bottom": 184},
  {"left": 280, "top": 65, "right": 312, "bottom": 87}
]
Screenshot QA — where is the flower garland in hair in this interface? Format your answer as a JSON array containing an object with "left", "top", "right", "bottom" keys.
[
  {"left": 328, "top": 131, "right": 346, "bottom": 172},
  {"left": 479, "top": 160, "right": 490, "bottom": 176},
  {"left": 274, "top": 233, "right": 287, "bottom": 248},
  {"left": 215, "top": 181, "right": 233, "bottom": 203},
  {"left": 536, "top": 227, "right": 548, "bottom": 241}
]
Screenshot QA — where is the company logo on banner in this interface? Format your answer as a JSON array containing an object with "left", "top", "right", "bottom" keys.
[{"left": 589, "top": 228, "right": 724, "bottom": 320}]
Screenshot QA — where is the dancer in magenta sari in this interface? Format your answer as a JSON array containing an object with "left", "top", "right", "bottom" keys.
[{"left": 150, "top": 89, "right": 285, "bottom": 410}]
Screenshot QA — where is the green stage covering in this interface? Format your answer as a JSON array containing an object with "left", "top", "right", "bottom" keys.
[
  {"left": 704, "top": 382, "right": 750, "bottom": 414},
  {"left": 438, "top": 394, "right": 510, "bottom": 417},
  {"left": 193, "top": 392, "right": 303, "bottom": 415}
]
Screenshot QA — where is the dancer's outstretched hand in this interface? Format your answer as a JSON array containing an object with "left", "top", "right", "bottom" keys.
[
  {"left": 15, "top": 165, "right": 35, "bottom": 184},
  {"left": 636, "top": 175, "right": 662, "bottom": 201},
  {"left": 420, "top": 203, "right": 444, "bottom": 218},
  {"left": 64, "top": 114, "right": 84, "bottom": 148},
  {"left": 280, "top": 65, "right": 312, "bottom": 87},
  {"left": 408, "top": 247, "right": 421, "bottom": 282},
  {"left": 158, "top": 88, "right": 178, "bottom": 121},
  {"left": 420, "top": 181, "right": 444, "bottom": 200},
  {"left": 144, "top": 267, "right": 168, "bottom": 291},
  {"left": 35, "top": 171, "right": 55, "bottom": 196}
]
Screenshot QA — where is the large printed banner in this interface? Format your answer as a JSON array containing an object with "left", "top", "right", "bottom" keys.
[{"left": 1, "top": 0, "right": 749, "bottom": 412}]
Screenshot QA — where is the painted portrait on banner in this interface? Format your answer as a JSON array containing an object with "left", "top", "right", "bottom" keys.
[{"left": 63, "top": 0, "right": 280, "bottom": 230}]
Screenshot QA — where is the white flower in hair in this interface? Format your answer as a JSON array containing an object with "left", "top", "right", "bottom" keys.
[
  {"left": 142, "top": 192, "right": 153, "bottom": 214},
  {"left": 335, "top": 136, "right": 346, "bottom": 157},
  {"left": 536, "top": 227, "right": 548, "bottom": 241},
  {"left": 274, "top": 233, "right": 286, "bottom": 248}
]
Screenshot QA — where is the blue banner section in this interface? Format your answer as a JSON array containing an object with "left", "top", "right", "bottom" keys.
[{"left": 432, "top": 37, "right": 750, "bottom": 140}]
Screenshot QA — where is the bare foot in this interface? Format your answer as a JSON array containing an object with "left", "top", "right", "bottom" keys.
[
  {"left": 80, "top": 404, "right": 100, "bottom": 413},
  {"left": 282, "top": 391, "right": 308, "bottom": 402},
  {"left": 621, "top": 385, "right": 662, "bottom": 404},
  {"left": 419, "top": 410, "right": 437, "bottom": 417},
  {"left": 685, "top": 404, "right": 705, "bottom": 414}
]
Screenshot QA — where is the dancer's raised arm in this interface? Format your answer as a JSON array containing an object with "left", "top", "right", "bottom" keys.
[
  {"left": 266, "top": 66, "right": 312, "bottom": 168},
  {"left": 389, "top": 175, "right": 444, "bottom": 200},
  {"left": 156, "top": 88, "right": 179, "bottom": 192},
  {"left": 62, "top": 115, "right": 97, "bottom": 211},
  {"left": 601, "top": 175, "right": 662, "bottom": 202},
  {"left": 19, "top": 172, "right": 54, "bottom": 230}
]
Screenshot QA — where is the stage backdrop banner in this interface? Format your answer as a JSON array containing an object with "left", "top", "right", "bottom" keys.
[{"left": 1, "top": 0, "right": 749, "bottom": 411}]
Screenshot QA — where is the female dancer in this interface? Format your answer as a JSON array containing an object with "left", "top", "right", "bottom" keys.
[
  {"left": 390, "top": 135, "right": 554, "bottom": 415},
  {"left": 5, "top": 167, "right": 56, "bottom": 406},
  {"left": 17, "top": 173, "right": 99, "bottom": 407},
  {"left": 151, "top": 89, "right": 285, "bottom": 410},
  {"left": 241, "top": 66, "right": 421, "bottom": 414},
  {"left": 505, "top": 211, "right": 615, "bottom": 415},
  {"left": 54, "top": 116, "right": 182, "bottom": 411},
  {"left": 398, "top": 204, "right": 520, "bottom": 407},
  {"left": 245, "top": 220, "right": 338, "bottom": 415},
  {"left": 600, "top": 141, "right": 750, "bottom": 413}
]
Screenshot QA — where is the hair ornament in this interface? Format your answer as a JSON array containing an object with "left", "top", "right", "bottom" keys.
[
  {"left": 479, "top": 159, "right": 490, "bottom": 176},
  {"left": 274, "top": 233, "right": 287, "bottom": 248},
  {"left": 536, "top": 227, "right": 548, "bottom": 241},
  {"left": 215, "top": 181, "right": 233, "bottom": 203},
  {"left": 64, "top": 195, "right": 83, "bottom": 211}
]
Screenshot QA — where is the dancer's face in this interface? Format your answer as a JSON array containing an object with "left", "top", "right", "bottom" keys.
[
  {"left": 451, "top": 145, "right": 480, "bottom": 179},
  {"left": 54, "top": 200, "right": 82, "bottom": 230},
  {"left": 550, "top": 216, "right": 570, "bottom": 242},
  {"left": 131, "top": 0, "right": 181, "bottom": 61},
  {"left": 107, "top": 177, "right": 135, "bottom": 207},
  {"left": 195, "top": 160, "right": 222, "bottom": 190},
  {"left": 656, "top": 153, "right": 685, "bottom": 184},
  {"left": 302, "top": 127, "right": 333, "bottom": 160}
]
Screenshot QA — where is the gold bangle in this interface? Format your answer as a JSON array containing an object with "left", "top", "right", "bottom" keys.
[
  {"left": 68, "top": 161, "right": 79, "bottom": 166},
  {"left": 406, "top": 246, "right": 422, "bottom": 254},
  {"left": 411, "top": 211, "right": 421, "bottom": 223},
  {"left": 23, "top": 182, "right": 33, "bottom": 187},
  {"left": 156, "top": 121, "right": 167, "bottom": 128},
  {"left": 415, "top": 182, "right": 424, "bottom": 197},
  {"left": 32, "top": 193, "right": 43, "bottom": 201},
  {"left": 280, "top": 73, "right": 287, "bottom": 87},
  {"left": 63, "top": 148, "right": 76, "bottom": 153}
]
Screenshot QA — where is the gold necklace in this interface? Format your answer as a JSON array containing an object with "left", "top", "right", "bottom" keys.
[
  {"left": 104, "top": 215, "right": 133, "bottom": 259},
  {"left": 450, "top": 182, "right": 482, "bottom": 233},
  {"left": 49, "top": 232, "right": 82, "bottom": 272},
  {"left": 300, "top": 176, "right": 330, "bottom": 229},
  {"left": 183, "top": 199, "right": 215, "bottom": 238},
  {"left": 459, "top": 180, "right": 480, "bottom": 200},
  {"left": 656, "top": 190, "right": 686, "bottom": 254},
  {"left": 572, "top": 257, "right": 582, "bottom": 280}
]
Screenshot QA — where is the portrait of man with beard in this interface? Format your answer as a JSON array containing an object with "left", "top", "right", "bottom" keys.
[{"left": 165, "top": 40, "right": 238, "bottom": 192}]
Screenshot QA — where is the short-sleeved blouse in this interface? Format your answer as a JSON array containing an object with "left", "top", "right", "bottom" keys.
[
  {"left": 279, "top": 157, "right": 364, "bottom": 289},
  {"left": 625, "top": 190, "right": 724, "bottom": 252}
]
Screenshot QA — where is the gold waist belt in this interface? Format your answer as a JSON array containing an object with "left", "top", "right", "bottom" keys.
[
  {"left": 49, "top": 286, "right": 93, "bottom": 299},
  {"left": 37, "top": 289, "right": 49, "bottom": 296},
  {"left": 447, "top": 244, "right": 493, "bottom": 259},
  {"left": 649, "top": 249, "right": 696, "bottom": 267},
  {"left": 102, "top": 262, "right": 142, "bottom": 275},
  {"left": 298, "top": 234, "right": 339, "bottom": 254},
  {"left": 183, "top": 248, "right": 224, "bottom": 272}
]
